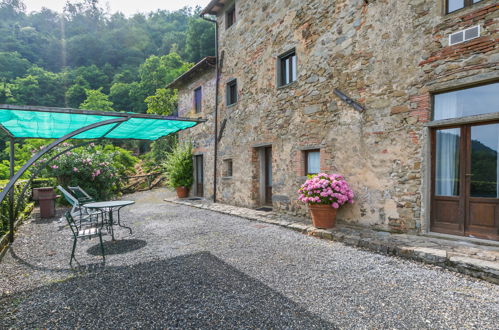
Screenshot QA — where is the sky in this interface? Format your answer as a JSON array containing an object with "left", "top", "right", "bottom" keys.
[{"left": 23, "top": 0, "right": 211, "bottom": 15}]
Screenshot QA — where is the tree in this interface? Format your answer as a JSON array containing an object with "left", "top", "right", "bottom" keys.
[
  {"left": 145, "top": 88, "right": 177, "bottom": 115},
  {"left": 139, "top": 52, "right": 192, "bottom": 96},
  {"left": 0, "top": 51, "right": 30, "bottom": 81},
  {"left": 10, "top": 66, "right": 65, "bottom": 106},
  {"left": 185, "top": 18, "right": 215, "bottom": 63},
  {"left": 80, "top": 87, "right": 114, "bottom": 111},
  {"left": 65, "top": 76, "right": 89, "bottom": 108},
  {"left": 109, "top": 81, "right": 147, "bottom": 113},
  {"left": 68, "top": 65, "right": 109, "bottom": 90}
]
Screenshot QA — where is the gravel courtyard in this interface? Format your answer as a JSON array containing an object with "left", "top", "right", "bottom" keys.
[{"left": 1, "top": 188, "right": 498, "bottom": 329}]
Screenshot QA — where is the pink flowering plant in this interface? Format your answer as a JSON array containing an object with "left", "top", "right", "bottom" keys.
[
  {"left": 44, "top": 143, "right": 138, "bottom": 200},
  {"left": 298, "top": 173, "right": 354, "bottom": 209}
]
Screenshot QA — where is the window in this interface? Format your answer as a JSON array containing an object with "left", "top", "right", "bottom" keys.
[
  {"left": 433, "top": 82, "right": 499, "bottom": 120},
  {"left": 446, "top": 0, "right": 483, "bottom": 14},
  {"left": 224, "top": 159, "right": 233, "bottom": 177},
  {"left": 305, "top": 150, "right": 320, "bottom": 175},
  {"left": 278, "top": 50, "right": 297, "bottom": 87},
  {"left": 194, "top": 87, "right": 202, "bottom": 113},
  {"left": 226, "top": 79, "right": 238, "bottom": 106},
  {"left": 226, "top": 5, "right": 236, "bottom": 29}
]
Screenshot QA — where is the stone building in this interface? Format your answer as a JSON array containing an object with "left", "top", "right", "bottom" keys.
[
  {"left": 172, "top": 0, "right": 499, "bottom": 241},
  {"left": 169, "top": 56, "right": 216, "bottom": 198}
]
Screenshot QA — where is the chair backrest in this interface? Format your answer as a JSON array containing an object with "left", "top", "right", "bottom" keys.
[
  {"left": 68, "top": 186, "right": 95, "bottom": 203},
  {"left": 57, "top": 185, "right": 79, "bottom": 207},
  {"left": 64, "top": 211, "right": 79, "bottom": 237}
]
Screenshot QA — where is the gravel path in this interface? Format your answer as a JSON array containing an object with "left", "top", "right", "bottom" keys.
[{"left": 1, "top": 188, "right": 498, "bottom": 329}]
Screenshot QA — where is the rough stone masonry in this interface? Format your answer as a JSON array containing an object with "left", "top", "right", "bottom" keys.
[{"left": 174, "top": 0, "right": 499, "bottom": 236}]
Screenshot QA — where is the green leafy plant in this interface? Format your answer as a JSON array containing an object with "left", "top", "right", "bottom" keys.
[
  {"left": 44, "top": 142, "right": 138, "bottom": 200},
  {"left": 163, "top": 142, "right": 193, "bottom": 189}
]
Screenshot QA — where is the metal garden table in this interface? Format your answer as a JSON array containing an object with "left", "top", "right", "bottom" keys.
[{"left": 83, "top": 200, "right": 135, "bottom": 240}]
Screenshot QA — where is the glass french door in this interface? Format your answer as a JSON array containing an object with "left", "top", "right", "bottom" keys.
[{"left": 431, "top": 122, "right": 499, "bottom": 240}]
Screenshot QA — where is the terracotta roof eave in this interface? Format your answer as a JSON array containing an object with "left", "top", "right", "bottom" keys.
[
  {"left": 201, "top": 0, "right": 224, "bottom": 16},
  {"left": 167, "top": 56, "right": 216, "bottom": 90}
]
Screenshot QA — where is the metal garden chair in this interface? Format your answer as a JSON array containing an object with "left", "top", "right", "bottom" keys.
[
  {"left": 65, "top": 211, "right": 106, "bottom": 266},
  {"left": 68, "top": 186, "right": 95, "bottom": 204},
  {"left": 57, "top": 185, "right": 102, "bottom": 226}
]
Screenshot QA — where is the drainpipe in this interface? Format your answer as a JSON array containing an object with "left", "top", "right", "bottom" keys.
[
  {"left": 8, "top": 137, "right": 14, "bottom": 243},
  {"left": 201, "top": 13, "right": 219, "bottom": 203}
]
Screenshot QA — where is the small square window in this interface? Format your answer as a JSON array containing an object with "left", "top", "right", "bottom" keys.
[
  {"left": 194, "top": 87, "right": 202, "bottom": 113},
  {"left": 226, "top": 79, "right": 238, "bottom": 106},
  {"left": 305, "top": 150, "right": 320, "bottom": 175},
  {"left": 226, "top": 5, "right": 236, "bottom": 29},
  {"left": 278, "top": 50, "right": 297, "bottom": 87},
  {"left": 224, "top": 159, "right": 233, "bottom": 177}
]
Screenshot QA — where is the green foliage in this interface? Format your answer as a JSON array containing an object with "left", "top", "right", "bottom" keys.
[
  {"left": 46, "top": 142, "right": 138, "bottom": 200},
  {"left": 145, "top": 88, "right": 177, "bottom": 115},
  {"left": 163, "top": 141, "right": 193, "bottom": 189},
  {"left": 109, "top": 81, "right": 146, "bottom": 113},
  {"left": 80, "top": 87, "right": 114, "bottom": 111},
  {"left": 0, "top": 139, "right": 48, "bottom": 180},
  {"left": 98, "top": 144, "right": 139, "bottom": 177},
  {"left": 0, "top": 1, "right": 213, "bottom": 111},
  {"left": 185, "top": 18, "right": 216, "bottom": 63},
  {"left": 143, "top": 135, "right": 177, "bottom": 171},
  {"left": 0, "top": 51, "right": 30, "bottom": 81},
  {"left": 65, "top": 79, "right": 89, "bottom": 108},
  {"left": 69, "top": 65, "right": 110, "bottom": 91},
  {"left": 32, "top": 177, "right": 57, "bottom": 188},
  {"left": 10, "top": 66, "right": 65, "bottom": 106},
  {"left": 139, "top": 52, "right": 192, "bottom": 96},
  {"left": 0, "top": 179, "right": 33, "bottom": 238},
  {"left": 0, "top": 0, "right": 215, "bottom": 176}
]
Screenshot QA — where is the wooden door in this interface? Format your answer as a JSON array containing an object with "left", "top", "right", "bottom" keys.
[
  {"left": 431, "top": 127, "right": 465, "bottom": 236},
  {"left": 264, "top": 147, "right": 272, "bottom": 205},
  {"left": 465, "top": 123, "right": 499, "bottom": 240},
  {"left": 431, "top": 123, "right": 499, "bottom": 241},
  {"left": 195, "top": 155, "right": 204, "bottom": 197}
]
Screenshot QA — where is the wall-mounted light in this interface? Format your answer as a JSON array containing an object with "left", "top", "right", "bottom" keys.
[{"left": 333, "top": 89, "right": 365, "bottom": 112}]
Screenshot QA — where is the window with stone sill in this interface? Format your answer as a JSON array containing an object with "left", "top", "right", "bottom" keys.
[
  {"left": 304, "top": 149, "right": 320, "bottom": 176},
  {"left": 224, "top": 159, "right": 233, "bottom": 177},
  {"left": 446, "top": 0, "right": 483, "bottom": 14}
]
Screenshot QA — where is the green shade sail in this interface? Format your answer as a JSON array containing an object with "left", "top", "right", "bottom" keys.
[{"left": 0, "top": 106, "right": 202, "bottom": 140}]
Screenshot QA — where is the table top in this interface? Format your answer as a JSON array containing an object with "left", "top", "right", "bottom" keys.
[{"left": 84, "top": 200, "right": 135, "bottom": 209}]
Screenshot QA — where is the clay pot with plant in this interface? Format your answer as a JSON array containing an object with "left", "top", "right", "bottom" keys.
[
  {"left": 298, "top": 173, "right": 354, "bottom": 229},
  {"left": 164, "top": 142, "right": 194, "bottom": 199}
]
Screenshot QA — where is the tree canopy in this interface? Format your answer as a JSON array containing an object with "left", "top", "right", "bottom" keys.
[{"left": 0, "top": 0, "right": 215, "bottom": 113}]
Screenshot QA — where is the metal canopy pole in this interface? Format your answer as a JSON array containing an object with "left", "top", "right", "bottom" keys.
[
  {"left": 8, "top": 137, "right": 14, "bottom": 242},
  {"left": 0, "top": 117, "right": 128, "bottom": 221}
]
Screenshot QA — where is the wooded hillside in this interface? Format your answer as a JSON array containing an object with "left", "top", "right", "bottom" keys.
[{"left": 0, "top": 0, "right": 215, "bottom": 114}]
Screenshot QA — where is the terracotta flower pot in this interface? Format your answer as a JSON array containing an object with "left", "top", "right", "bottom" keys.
[
  {"left": 309, "top": 204, "right": 337, "bottom": 229},
  {"left": 175, "top": 186, "right": 189, "bottom": 198}
]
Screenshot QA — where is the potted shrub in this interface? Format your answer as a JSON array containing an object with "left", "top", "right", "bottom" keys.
[
  {"left": 298, "top": 173, "right": 354, "bottom": 229},
  {"left": 164, "top": 142, "right": 193, "bottom": 198}
]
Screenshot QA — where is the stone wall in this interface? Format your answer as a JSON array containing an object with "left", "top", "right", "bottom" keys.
[
  {"left": 177, "top": 68, "right": 216, "bottom": 199},
  {"left": 180, "top": 0, "right": 498, "bottom": 233}
]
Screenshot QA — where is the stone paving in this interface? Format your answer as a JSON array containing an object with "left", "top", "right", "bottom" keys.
[{"left": 167, "top": 197, "right": 499, "bottom": 284}]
